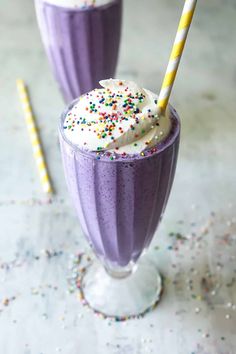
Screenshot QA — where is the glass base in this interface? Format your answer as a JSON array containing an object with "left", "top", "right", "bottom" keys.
[{"left": 80, "top": 258, "right": 163, "bottom": 320}]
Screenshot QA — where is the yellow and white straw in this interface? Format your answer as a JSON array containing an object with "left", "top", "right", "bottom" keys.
[
  {"left": 158, "top": 0, "right": 197, "bottom": 113},
  {"left": 16, "top": 79, "right": 53, "bottom": 194}
]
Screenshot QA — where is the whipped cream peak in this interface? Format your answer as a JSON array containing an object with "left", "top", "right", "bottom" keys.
[
  {"left": 44, "top": 0, "right": 113, "bottom": 9},
  {"left": 63, "top": 79, "right": 171, "bottom": 155},
  {"left": 100, "top": 79, "right": 146, "bottom": 95}
]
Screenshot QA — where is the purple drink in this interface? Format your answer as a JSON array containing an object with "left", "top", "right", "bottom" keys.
[
  {"left": 60, "top": 107, "right": 179, "bottom": 268},
  {"left": 35, "top": 0, "right": 122, "bottom": 102},
  {"left": 59, "top": 79, "right": 180, "bottom": 317}
]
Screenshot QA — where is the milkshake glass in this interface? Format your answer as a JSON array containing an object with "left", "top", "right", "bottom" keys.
[
  {"left": 59, "top": 79, "right": 180, "bottom": 317},
  {"left": 35, "top": 0, "right": 122, "bottom": 102}
]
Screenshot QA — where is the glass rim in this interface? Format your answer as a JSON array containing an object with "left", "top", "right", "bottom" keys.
[
  {"left": 39, "top": 0, "right": 121, "bottom": 13},
  {"left": 58, "top": 97, "right": 181, "bottom": 163}
]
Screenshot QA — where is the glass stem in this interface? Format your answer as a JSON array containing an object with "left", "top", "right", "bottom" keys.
[{"left": 104, "top": 263, "right": 136, "bottom": 279}]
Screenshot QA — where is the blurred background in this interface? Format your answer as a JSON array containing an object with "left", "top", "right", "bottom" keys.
[{"left": 0, "top": 0, "right": 236, "bottom": 353}]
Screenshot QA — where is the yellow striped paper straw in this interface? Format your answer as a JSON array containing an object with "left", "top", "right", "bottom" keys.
[
  {"left": 16, "top": 79, "right": 53, "bottom": 194},
  {"left": 158, "top": 0, "right": 197, "bottom": 113}
]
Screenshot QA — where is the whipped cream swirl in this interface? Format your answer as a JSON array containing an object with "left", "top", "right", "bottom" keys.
[
  {"left": 63, "top": 79, "right": 172, "bottom": 155},
  {"left": 44, "top": 0, "right": 113, "bottom": 8}
]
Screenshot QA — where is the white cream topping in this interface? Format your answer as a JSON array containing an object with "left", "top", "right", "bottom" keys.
[
  {"left": 44, "top": 0, "right": 113, "bottom": 8},
  {"left": 63, "top": 79, "right": 172, "bottom": 154}
]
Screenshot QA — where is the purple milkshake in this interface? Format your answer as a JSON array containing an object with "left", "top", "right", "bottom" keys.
[
  {"left": 35, "top": 0, "right": 122, "bottom": 102},
  {"left": 59, "top": 79, "right": 180, "bottom": 317}
]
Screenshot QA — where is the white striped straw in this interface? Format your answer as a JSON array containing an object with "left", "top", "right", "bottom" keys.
[
  {"left": 158, "top": 0, "right": 197, "bottom": 113},
  {"left": 16, "top": 79, "right": 53, "bottom": 194}
]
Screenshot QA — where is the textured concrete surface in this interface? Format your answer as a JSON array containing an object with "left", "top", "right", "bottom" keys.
[{"left": 0, "top": 0, "right": 236, "bottom": 353}]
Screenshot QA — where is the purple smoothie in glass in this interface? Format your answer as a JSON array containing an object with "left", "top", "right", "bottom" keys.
[
  {"left": 35, "top": 0, "right": 122, "bottom": 102},
  {"left": 59, "top": 94, "right": 180, "bottom": 268}
]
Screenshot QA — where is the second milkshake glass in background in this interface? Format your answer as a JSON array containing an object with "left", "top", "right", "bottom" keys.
[{"left": 35, "top": 0, "right": 122, "bottom": 102}]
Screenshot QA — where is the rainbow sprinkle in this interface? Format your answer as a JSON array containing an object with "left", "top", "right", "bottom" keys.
[{"left": 63, "top": 80, "right": 175, "bottom": 160}]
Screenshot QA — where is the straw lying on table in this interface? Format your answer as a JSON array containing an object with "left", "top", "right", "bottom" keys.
[
  {"left": 16, "top": 79, "right": 53, "bottom": 194},
  {"left": 158, "top": 0, "right": 198, "bottom": 113}
]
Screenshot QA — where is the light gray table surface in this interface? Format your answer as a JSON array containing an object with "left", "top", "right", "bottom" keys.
[{"left": 1, "top": 0, "right": 236, "bottom": 353}]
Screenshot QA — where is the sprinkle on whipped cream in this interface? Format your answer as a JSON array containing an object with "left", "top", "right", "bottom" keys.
[{"left": 63, "top": 79, "right": 172, "bottom": 155}]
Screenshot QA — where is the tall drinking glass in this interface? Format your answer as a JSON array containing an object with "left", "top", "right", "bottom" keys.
[
  {"left": 58, "top": 92, "right": 180, "bottom": 318},
  {"left": 35, "top": 0, "right": 122, "bottom": 102}
]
